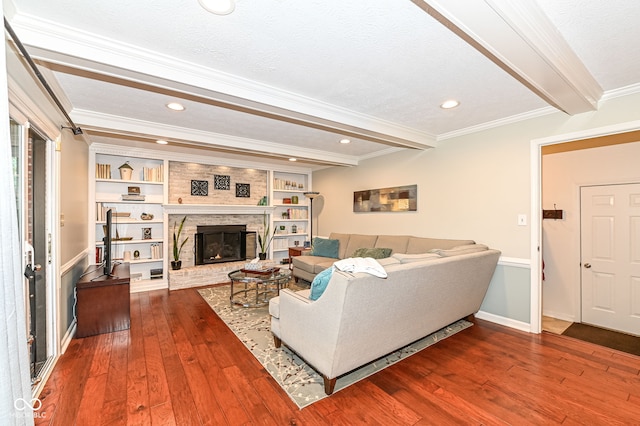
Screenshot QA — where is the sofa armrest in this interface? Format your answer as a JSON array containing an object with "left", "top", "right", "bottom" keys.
[{"left": 278, "top": 288, "right": 312, "bottom": 305}]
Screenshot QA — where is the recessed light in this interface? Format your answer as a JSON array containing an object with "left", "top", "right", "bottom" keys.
[
  {"left": 339, "top": 138, "right": 351, "bottom": 144},
  {"left": 198, "top": 0, "right": 235, "bottom": 15},
  {"left": 440, "top": 100, "right": 460, "bottom": 109},
  {"left": 166, "top": 102, "right": 185, "bottom": 111},
  {"left": 156, "top": 140, "right": 168, "bottom": 145},
  {"left": 289, "top": 158, "right": 297, "bottom": 162}
]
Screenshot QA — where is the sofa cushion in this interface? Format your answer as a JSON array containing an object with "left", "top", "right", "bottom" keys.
[
  {"left": 391, "top": 252, "right": 441, "bottom": 263},
  {"left": 309, "top": 267, "right": 334, "bottom": 300},
  {"left": 344, "top": 234, "right": 378, "bottom": 260},
  {"left": 405, "top": 237, "right": 475, "bottom": 254},
  {"left": 293, "top": 255, "right": 336, "bottom": 274},
  {"left": 311, "top": 237, "right": 340, "bottom": 258},
  {"left": 352, "top": 247, "right": 392, "bottom": 259},
  {"left": 328, "top": 233, "right": 352, "bottom": 259},
  {"left": 313, "top": 260, "right": 335, "bottom": 274},
  {"left": 432, "top": 244, "right": 488, "bottom": 257},
  {"left": 374, "top": 235, "right": 410, "bottom": 254}
]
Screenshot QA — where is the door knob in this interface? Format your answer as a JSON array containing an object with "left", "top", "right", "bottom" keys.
[{"left": 584, "top": 263, "right": 591, "bottom": 269}]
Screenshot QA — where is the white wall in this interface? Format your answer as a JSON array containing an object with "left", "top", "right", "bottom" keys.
[{"left": 542, "top": 141, "right": 640, "bottom": 322}]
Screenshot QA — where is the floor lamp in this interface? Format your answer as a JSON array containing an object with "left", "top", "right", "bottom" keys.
[{"left": 304, "top": 191, "right": 320, "bottom": 246}]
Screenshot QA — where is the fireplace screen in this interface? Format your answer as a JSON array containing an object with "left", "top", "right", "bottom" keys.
[{"left": 195, "top": 225, "right": 256, "bottom": 265}]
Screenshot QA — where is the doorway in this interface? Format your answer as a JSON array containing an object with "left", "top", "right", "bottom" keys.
[
  {"left": 11, "top": 119, "right": 56, "bottom": 386},
  {"left": 533, "top": 122, "right": 640, "bottom": 336}
]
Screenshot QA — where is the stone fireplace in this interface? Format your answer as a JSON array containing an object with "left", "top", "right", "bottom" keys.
[{"left": 194, "top": 224, "right": 256, "bottom": 265}]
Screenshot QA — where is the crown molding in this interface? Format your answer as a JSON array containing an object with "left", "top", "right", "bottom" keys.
[
  {"left": 601, "top": 82, "right": 640, "bottom": 101},
  {"left": 437, "top": 106, "right": 557, "bottom": 141},
  {"left": 9, "top": 13, "right": 436, "bottom": 151}
]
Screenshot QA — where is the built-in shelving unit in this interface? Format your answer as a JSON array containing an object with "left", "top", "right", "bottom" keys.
[
  {"left": 89, "top": 144, "right": 313, "bottom": 290},
  {"left": 90, "top": 148, "right": 168, "bottom": 293},
  {"left": 270, "top": 171, "right": 311, "bottom": 265}
]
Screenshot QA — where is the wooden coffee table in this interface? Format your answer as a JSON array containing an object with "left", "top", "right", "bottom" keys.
[{"left": 228, "top": 268, "right": 291, "bottom": 307}]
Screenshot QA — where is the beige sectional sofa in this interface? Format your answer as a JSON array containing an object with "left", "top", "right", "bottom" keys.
[
  {"left": 271, "top": 234, "right": 500, "bottom": 395},
  {"left": 292, "top": 232, "right": 476, "bottom": 282}
]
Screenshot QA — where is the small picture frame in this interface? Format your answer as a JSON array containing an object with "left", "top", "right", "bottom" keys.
[
  {"left": 236, "top": 183, "right": 250, "bottom": 198},
  {"left": 214, "top": 175, "right": 230, "bottom": 190},
  {"left": 142, "top": 227, "right": 152, "bottom": 240},
  {"left": 191, "top": 180, "right": 208, "bottom": 196}
]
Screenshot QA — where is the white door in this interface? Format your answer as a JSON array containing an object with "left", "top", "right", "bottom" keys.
[{"left": 580, "top": 183, "right": 640, "bottom": 336}]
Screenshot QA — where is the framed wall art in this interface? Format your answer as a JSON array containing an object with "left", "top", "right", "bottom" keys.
[
  {"left": 191, "top": 179, "right": 208, "bottom": 196},
  {"left": 353, "top": 184, "right": 417, "bottom": 212},
  {"left": 236, "top": 183, "right": 250, "bottom": 198}
]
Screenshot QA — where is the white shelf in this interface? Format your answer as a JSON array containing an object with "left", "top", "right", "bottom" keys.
[
  {"left": 273, "top": 189, "right": 306, "bottom": 193},
  {"left": 96, "top": 199, "right": 163, "bottom": 204},
  {"left": 274, "top": 233, "right": 308, "bottom": 238},
  {"left": 97, "top": 219, "right": 162, "bottom": 224},
  {"left": 97, "top": 238, "right": 163, "bottom": 245},
  {"left": 117, "top": 258, "right": 163, "bottom": 264},
  {"left": 91, "top": 150, "right": 168, "bottom": 292},
  {"left": 96, "top": 178, "right": 163, "bottom": 185}
]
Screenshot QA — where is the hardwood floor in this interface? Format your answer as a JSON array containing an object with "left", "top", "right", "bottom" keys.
[{"left": 36, "top": 287, "right": 640, "bottom": 425}]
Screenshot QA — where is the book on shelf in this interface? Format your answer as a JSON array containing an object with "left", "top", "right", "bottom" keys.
[
  {"left": 96, "top": 163, "right": 111, "bottom": 179},
  {"left": 150, "top": 243, "right": 163, "bottom": 259},
  {"left": 150, "top": 268, "right": 163, "bottom": 280},
  {"left": 96, "top": 202, "right": 110, "bottom": 221},
  {"left": 142, "top": 164, "right": 164, "bottom": 182},
  {"left": 121, "top": 194, "right": 145, "bottom": 201},
  {"left": 286, "top": 208, "right": 308, "bottom": 219},
  {"left": 95, "top": 246, "right": 103, "bottom": 264},
  {"left": 273, "top": 178, "right": 304, "bottom": 191}
]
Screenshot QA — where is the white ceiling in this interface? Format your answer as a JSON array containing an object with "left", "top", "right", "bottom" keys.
[{"left": 5, "top": 0, "right": 640, "bottom": 168}]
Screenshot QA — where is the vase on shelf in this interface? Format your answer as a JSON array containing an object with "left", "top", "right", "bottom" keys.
[
  {"left": 259, "top": 253, "right": 267, "bottom": 260},
  {"left": 171, "top": 260, "right": 182, "bottom": 270}
]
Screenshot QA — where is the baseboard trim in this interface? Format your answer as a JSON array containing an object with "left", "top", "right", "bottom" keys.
[
  {"left": 475, "top": 310, "right": 532, "bottom": 333},
  {"left": 60, "top": 319, "right": 77, "bottom": 353}
]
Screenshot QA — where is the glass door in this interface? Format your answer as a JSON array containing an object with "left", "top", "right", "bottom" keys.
[{"left": 11, "top": 119, "right": 54, "bottom": 386}]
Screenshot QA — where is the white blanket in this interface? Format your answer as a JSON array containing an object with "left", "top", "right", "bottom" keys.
[{"left": 333, "top": 257, "right": 388, "bottom": 278}]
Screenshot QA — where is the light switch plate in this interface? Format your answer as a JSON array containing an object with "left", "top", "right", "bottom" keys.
[{"left": 517, "top": 214, "right": 527, "bottom": 226}]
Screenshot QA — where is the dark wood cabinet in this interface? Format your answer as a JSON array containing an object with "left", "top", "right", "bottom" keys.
[{"left": 76, "top": 262, "right": 130, "bottom": 338}]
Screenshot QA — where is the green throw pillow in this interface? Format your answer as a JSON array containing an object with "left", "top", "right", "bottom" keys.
[
  {"left": 311, "top": 237, "right": 340, "bottom": 258},
  {"left": 309, "top": 267, "right": 334, "bottom": 301},
  {"left": 351, "top": 247, "right": 392, "bottom": 259}
]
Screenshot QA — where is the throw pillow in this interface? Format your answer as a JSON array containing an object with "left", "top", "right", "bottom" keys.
[
  {"left": 309, "top": 267, "right": 334, "bottom": 301},
  {"left": 311, "top": 237, "right": 340, "bottom": 258},
  {"left": 351, "top": 247, "right": 392, "bottom": 259}
]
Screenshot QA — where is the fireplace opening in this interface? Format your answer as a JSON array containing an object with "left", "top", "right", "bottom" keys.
[{"left": 195, "top": 225, "right": 256, "bottom": 265}]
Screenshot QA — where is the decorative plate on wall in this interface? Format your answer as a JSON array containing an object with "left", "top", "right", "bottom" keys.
[
  {"left": 236, "top": 183, "right": 250, "bottom": 198},
  {"left": 214, "top": 174, "right": 230, "bottom": 190},
  {"left": 191, "top": 180, "right": 208, "bottom": 196}
]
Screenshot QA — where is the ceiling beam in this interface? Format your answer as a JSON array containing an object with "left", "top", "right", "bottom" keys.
[
  {"left": 9, "top": 14, "right": 437, "bottom": 151},
  {"left": 71, "top": 109, "right": 361, "bottom": 166},
  {"left": 412, "top": 0, "right": 603, "bottom": 115}
]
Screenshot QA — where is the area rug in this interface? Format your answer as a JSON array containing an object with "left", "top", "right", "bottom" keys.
[
  {"left": 198, "top": 284, "right": 472, "bottom": 409},
  {"left": 562, "top": 322, "right": 640, "bottom": 357}
]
